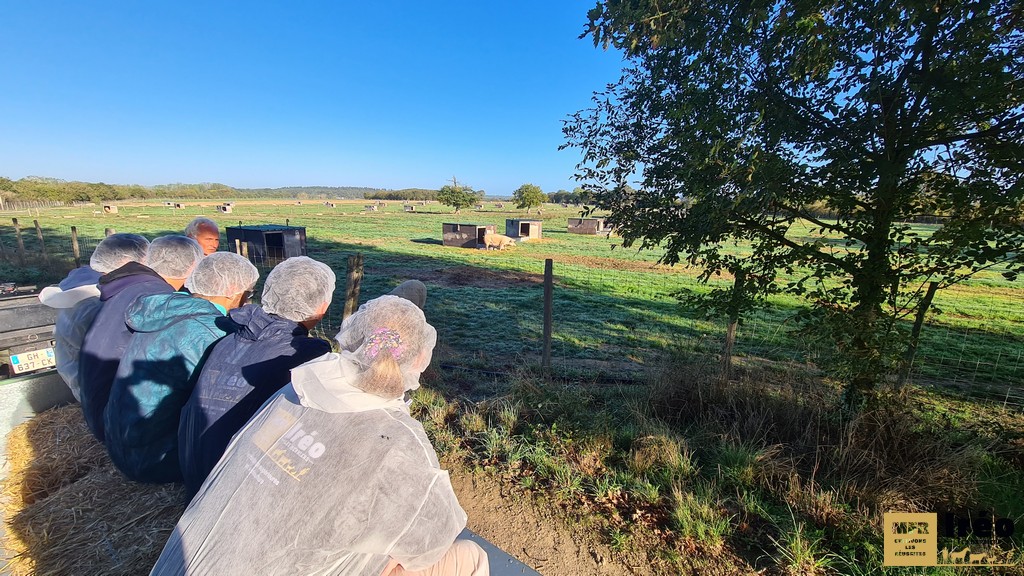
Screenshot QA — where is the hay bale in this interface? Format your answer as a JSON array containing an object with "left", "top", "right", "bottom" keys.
[
  {"left": 2, "top": 405, "right": 107, "bottom": 508},
  {"left": 2, "top": 406, "right": 185, "bottom": 575}
]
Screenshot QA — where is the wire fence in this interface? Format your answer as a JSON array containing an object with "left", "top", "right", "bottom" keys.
[{"left": 2, "top": 222, "right": 1021, "bottom": 408}]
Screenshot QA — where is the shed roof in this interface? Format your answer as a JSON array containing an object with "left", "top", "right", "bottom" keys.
[{"left": 227, "top": 224, "right": 304, "bottom": 232}]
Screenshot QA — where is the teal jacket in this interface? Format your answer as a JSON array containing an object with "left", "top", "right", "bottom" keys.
[{"left": 104, "top": 292, "right": 236, "bottom": 483}]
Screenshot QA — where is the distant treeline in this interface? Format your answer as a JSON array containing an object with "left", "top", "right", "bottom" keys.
[
  {"left": 0, "top": 176, "right": 394, "bottom": 203},
  {"left": 236, "top": 186, "right": 383, "bottom": 199},
  {"left": 365, "top": 189, "right": 438, "bottom": 201}
]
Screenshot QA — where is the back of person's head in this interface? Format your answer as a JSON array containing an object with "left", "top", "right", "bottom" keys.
[
  {"left": 147, "top": 235, "right": 204, "bottom": 280},
  {"left": 184, "top": 217, "right": 219, "bottom": 237},
  {"left": 89, "top": 233, "right": 150, "bottom": 273},
  {"left": 261, "top": 257, "right": 336, "bottom": 323},
  {"left": 185, "top": 252, "right": 259, "bottom": 298},
  {"left": 387, "top": 279, "right": 427, "bottom": 310},
  {"left": 336, "top": 295, "right": 437, "bottom": 399}
]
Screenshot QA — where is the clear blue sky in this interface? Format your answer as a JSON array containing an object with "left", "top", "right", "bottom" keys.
[{"left": 0, "top": 1, "right": 626, "bottom": 195}]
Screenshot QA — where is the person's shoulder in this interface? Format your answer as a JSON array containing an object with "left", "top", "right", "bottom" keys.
[{"left": 293, "top": 335, "right": 332, "bottom": 356}]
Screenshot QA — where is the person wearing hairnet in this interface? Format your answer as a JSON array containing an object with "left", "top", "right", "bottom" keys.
[
  {"left": 38, "top": 233, "right": 149, "bottom": 401},
  {"left": 178, "top": 256, "right": 335, "bottom": 498},
  {"left": 104, "top": 252, "right": 258, "bottom": 484},
  {"left": 151, "top": 295, "right": 488, "bottom": 576},
  {"left": 185, "top": 216, "right": 220, "bottom": 256},
  {"left": 79, "top": 234, "right": 204, "bottom": 441}
]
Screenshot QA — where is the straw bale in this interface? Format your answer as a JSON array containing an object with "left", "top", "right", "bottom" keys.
[
  {"left": 2, "top": 406, "right": 185, "bottom": 576},
  {"left": 2, "top": 405, "right": 107, "bottom": 508},
  {"left": 6, "top": 468, "right": 184, "bottom": 575}
]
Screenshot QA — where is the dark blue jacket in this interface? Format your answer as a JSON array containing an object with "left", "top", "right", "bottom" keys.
[
  {"left": 178, "top": 304, "right": 331, "bottom": 496},
  {"left": 105, "top": 292, "right": 236, "bottom": 484},
  {"left": 78, "top": 262, "right": 173, "bottom": 441}
]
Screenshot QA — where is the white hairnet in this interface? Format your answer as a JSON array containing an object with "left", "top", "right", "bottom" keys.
[
  {"left": 185, "top": 252, "right": 259, "bottom": 297},
  {"left": 261, "top": 257, "right": 336, "bottom": 322},
  {"left": 335, "top": 295, "right": 437, "bottom": 399},
  {"left": 146, "top": 235, "right": 204, "bottom": 279},
  {"left": 388, "top": 280, "right": 427, "bottom": 310},
  {"left": 185, "top": 216, "right": 219, "bottom": 237},
  {"left": 89, "top": 233, "right": 150, "bottom": 273}
]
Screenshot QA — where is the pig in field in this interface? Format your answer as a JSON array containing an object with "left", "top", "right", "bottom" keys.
[{"left": 483, "top": 233, "right": 516, "bottom": 250}]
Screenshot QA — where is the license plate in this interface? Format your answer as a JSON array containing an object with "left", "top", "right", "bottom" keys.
[{"left": 10, "top": 347, "right": 56, "bottom": 374}]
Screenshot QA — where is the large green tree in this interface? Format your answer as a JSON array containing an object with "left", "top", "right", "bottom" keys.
[
  {"left": 564, "top": 0, "right": 1024, "bottom": 406},
  {"left": 437, "top": 178, "right": 481, "bottom": 214},
  {"left": 512, "top": 183, "right": 547, "bottom": 213}
]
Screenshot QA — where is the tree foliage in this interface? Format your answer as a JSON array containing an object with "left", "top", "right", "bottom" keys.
[
  {"left": 512, "top": 183, "right": 547, "bottom": 213},
  {"left": 564, "top": 0, "right": 1024, "bottom": 406},
  {"left": 0, "top": 177, "right": 391, "bottom": 202},
  {"left": 436, "top": 179, "right": 482, "bottom": 213},
  {"left": 548, "top": 187, "right": 594, "bottom": 206},
  {"left": 365, "top": 189, "right": 438, "bottom": 201}
]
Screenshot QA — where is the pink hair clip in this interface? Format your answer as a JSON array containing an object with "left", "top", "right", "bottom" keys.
[{"left": 365, "top": 327, "right": 404, "bottom": 360}]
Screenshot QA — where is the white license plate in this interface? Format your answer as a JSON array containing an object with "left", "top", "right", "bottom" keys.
[{"left": 10, "top": 348, "right": 56, "bottom": 374}]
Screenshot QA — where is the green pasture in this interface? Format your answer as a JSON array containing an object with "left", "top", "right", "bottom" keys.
[
  {"left": 3, "top": 200, "right": 1024, "bottom": 573},
  {"left": 1, "top": 200, "right": 1021, "bottom": 390}
]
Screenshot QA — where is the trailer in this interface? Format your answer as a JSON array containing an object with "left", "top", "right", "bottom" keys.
[{"left": 0, "top": 294, "right": 58, "bottom": 380}]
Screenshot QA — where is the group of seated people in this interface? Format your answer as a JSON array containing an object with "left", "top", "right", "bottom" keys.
[{"left": 38, "top": 217, "right": 489, "bottom": 576}]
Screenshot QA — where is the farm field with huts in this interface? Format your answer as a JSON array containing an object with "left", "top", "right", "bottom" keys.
[{"left": 1, "top": 199, "right": 1023, "bottom": 575}]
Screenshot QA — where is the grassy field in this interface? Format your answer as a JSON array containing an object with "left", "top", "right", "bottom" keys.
[
  {"left": 2, "top": 199, "right": 1023, "bottom": 574},
  {"left": 2, "top": 199, "right": 1021, "bottom": 390}
]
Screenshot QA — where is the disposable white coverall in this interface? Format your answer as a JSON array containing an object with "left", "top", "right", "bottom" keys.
[{"left": 150, "top": 353, "right": 467, "bottom": 576}]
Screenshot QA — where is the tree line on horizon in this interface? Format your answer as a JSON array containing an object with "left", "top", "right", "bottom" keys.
[{"left": 0, "top": 176, "right": 406, "bottom": 203}]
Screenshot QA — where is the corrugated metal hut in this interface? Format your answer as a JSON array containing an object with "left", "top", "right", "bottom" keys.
[
  {"left": 102, "top": 205, "right": 118, "bottom": 214},
  {"left": 174, "top": 203, "right": 185, "bottom": 209},
  {"left": 218, "top": 205, "right": 233, "bottom": 213},
  {"left": 567, "top": 218, "right": 610, "bottom": 235},
  {"left": 226, "top": 224, "right": 307, "bottom": 264},
  {"left": 442, "top": 223, "right": 496, "bottom": 248},
  {"left": 403, "top": 205, "right": 415, "bottom": 212},
  {"left": 505, "top": 219, "right": 542, "bottom": 241}
]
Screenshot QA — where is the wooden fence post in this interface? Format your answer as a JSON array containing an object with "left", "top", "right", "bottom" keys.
[
  {"left": 343, "top": 254, "right": 364, "bottom": 320},
  {"left": 0, "top": 235, "right": 8, "bottom": 263},
  {"left": 12, "top": 218, "right": 26, "bottom": 267},
  {"left": 542, "top": 258, "right": 553, "bottom": 376},
  {"left": 33, "top": 220, "right": 50, "bottom": 265},
  {"left": 234, "top": 238, "right": 242, "bottom": 255},
  {"left": 104, "top": 228, "right": 115, "bottom": 237},
  {"left": 71, "top": 226, "right": 81, "bottom": 268}
]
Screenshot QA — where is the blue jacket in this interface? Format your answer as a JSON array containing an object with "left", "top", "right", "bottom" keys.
[
  {"left": 104, "top": 292, "right": 236, "bottom": 484},
  {"left": 178, "top": 304, "right": 331, "bottom": 496},
  {"left": 78, "top": 262, "right": 173, "bottom": 441}
]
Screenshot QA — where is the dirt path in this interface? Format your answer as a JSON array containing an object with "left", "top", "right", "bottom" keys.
[{"left": 450, "top": 470, "right": 653, "bottom": 576}]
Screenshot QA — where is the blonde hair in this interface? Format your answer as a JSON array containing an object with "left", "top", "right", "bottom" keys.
[{"left": 338, "top": 296, "right": 433, "bottom": 399}]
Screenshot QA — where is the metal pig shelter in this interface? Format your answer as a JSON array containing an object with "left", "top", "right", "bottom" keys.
[
  {"left": 505, "top": 219, "right": 542, "bottom": 241},
  {"left": 442, "top": 223, "right": 496, "bottom": 248},
  {"left": 226, "top": 224, "right": 307, "bottom": 264},
  {"left": 567, "top": 218, "right": 611, "bottom": 235}
]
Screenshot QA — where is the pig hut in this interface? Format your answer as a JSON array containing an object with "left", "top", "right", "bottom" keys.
[
  {"left": 364, "top": 205, "right": 379, "bottom": 212},
  {"left": 102, "top": 204, "right": 118, "bottom": 214},
  {"left": 174, "top": 203, "right": 185, "bottom": 209},
  {"left": 403, "top": 204, "right": 415, "bottom": 212},
  {"left": 442, "top": 223, "right": 496, "bottom": 249},
  {"left": 226, "top": 224, "right": 307, "bottom": 265},
  {"left": 505, "top": 219, "right": 542, "bottom": 242},
  {"left": 218, "top": 204, "right": 233, "bottom": 213},
  {"left": 567, "top": 217, "right": 612, "bottom": 235}
]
